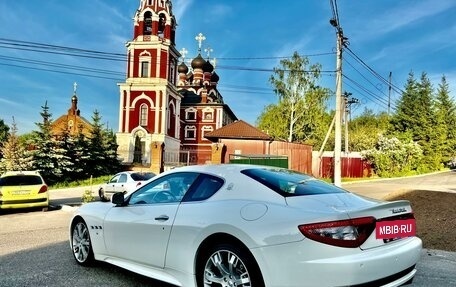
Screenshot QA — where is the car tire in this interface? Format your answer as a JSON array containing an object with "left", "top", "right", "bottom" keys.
[
  {"left": 98, "top": 188, "right": 108, "bottom": 202},
  {"left": 71, "top": 219, "right": 95, "bottom": 266},
  {"left": 197, "top": 243, "right": 265, "bottom": 287}
]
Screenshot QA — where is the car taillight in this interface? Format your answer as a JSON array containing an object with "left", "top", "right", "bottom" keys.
[
  {"left": 39, "top": 185, "right": 48, "bottom": 194},
  {"left": 299, "top": 217, "right": 376, "bottom": 248}
]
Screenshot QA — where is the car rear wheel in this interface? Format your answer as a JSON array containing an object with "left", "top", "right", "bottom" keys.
[
  {"left": 197, "top": 243, "right": 264, "bottom": 287},
  {"left": 71, "top": 219, "right": 94, "bottom": 266},
  {"left": 98, "top": 188, "right": 108, "bottom": 202}
]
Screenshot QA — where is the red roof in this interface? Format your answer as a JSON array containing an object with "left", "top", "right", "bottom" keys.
[{"left": 205, "top": 120, "right": 272, "bottom": 141}]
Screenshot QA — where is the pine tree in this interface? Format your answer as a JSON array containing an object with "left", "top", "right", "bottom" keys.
[
  {"left": 435, "top": 75, "right": 456, "bottom": 164},
  {"left": 0, "top": 118, "right": 33, "bottom": 172},
  {"left": 54, "top": 122, "right": 76, "bottom": 183},
  {"left": 31, "top": 102, "right": 61, "bottom": 184},
  {"left": 73, "top": 124, "right": 91, "bottom": 180},
  {"left": 103, "top": 128, "right": 121, "bottom": 174},
  {"left": 390, "top": 72, "right": 444, "bottom": 171},
  {"left": 390, "top": 72, "right": 420, "bottom": 140},
  {"left": 0, "top": 118, "right": 10, "bottom": 160},
  {"left": 87, "top": 110, "right": 108, "bottom": 177}
]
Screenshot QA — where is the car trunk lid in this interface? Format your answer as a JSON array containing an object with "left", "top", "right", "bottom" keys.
[{"left": 287, "top": 193, "right": 416, "bottom": 249}]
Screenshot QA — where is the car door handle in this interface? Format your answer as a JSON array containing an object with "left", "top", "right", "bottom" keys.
[{"left": 155, "top": 215, "right": 169, "bottom": 221}]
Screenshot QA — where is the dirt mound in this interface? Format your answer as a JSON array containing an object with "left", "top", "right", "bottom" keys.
[{"left": 385, "top": 190, "right": 456, "bottom": 252}]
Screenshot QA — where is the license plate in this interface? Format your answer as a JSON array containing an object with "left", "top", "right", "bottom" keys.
[
  {"left": 12, "top": 190, "right": 30, "bottom": 195},
  {"left": 375, "top": 219, "right": 416, "bottom": 239}
]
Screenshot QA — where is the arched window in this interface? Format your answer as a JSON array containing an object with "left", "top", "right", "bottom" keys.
[
  {"left": 185, "top": 107, "right": 197, "bottom": 121},
  {"left": 139, "top": 51, "right": 151, "bottom": 78},
  {"left": 185, "top": 125, "right": 196, "bottom": 140},
  {"left": 201, "top": 125, "right": 213, "bottom": 140},
  {"left": 158, "top": 14, "right": 166, "bottom": 38},
  {"left": 143, "top": 11, "right": 152, "bottom": 35},
  {"left": 202, "top": 107, "right": 214, "bottom": 122},
  {"left": 169, "top": 59, "right": 176, "bottom": 84},
  {"left": 140, "top": 104, "right": 148, "bottom": 126}
]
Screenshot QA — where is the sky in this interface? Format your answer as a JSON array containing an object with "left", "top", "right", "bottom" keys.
[{"left": 0, "top": 0, "right": 455, "bottom": 134}]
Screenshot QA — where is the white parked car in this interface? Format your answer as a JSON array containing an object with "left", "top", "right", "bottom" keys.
[
  {"left": 70, "top": 164, "right": 422, "bottom": 287},
  {"left": 98, "top": 171, "right": 155, "bottom": 201}
]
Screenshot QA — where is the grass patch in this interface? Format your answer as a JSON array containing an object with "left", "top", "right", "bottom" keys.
[{"left": 50, "top": 175, "right": 111, "bottom": 189}]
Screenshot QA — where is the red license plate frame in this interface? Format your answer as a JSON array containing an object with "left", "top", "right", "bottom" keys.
[{"left": 375, "top": 219, "right": 416, "bottom": 239}]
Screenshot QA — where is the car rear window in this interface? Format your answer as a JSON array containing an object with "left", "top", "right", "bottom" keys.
[
  {"left": 0, "top": 175, "right": 44, "bottom": 186},
  {"left": 241, "top": 168, "right": 346, "bottom": 197},
  {"left": 131, "top": 172, "right": 155, "bottom": 181}
]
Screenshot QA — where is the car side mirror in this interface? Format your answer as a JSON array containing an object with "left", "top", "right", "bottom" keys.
[{"left": 112, "top": 192, "right": 126, "bottom": 206}]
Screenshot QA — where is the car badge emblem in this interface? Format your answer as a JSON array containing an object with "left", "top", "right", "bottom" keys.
[{"left": 391, "top": 207, "right": 406, "bottom": 214}]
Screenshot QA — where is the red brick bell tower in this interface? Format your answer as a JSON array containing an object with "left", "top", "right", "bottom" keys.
[{"left": 117, "top": 0, "right": 181, "bottom": 167}]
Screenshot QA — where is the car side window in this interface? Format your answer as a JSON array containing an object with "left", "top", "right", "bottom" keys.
[
  {"left": 109, "top": 175, "right": 120, "bottom": 184},
  {"left": 185, "top": 174, "right": 224, "bottom": 202},
  {"left": 128, "top": 172, "right": 198, "bottom": 205},
  {"left": 118, "top": 174, "right": 128, "bottom": 183}
]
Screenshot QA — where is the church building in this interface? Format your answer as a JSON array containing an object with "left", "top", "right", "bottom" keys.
[
  {"left": 51, "top": 83, "right": 92, "bottom": 137},
  {"left": 116, "top": 0, "right": 237, "bottom": 170}
]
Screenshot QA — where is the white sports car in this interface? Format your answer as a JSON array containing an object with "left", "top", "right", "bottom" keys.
[{"left": 69, "top": 164, "right": 422, "bottom": 287}]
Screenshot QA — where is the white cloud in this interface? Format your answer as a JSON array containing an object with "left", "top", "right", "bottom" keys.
[
  {"left": 173, "top": 0, "right": 194, "bottom": 21},
  {"left": 350, "top": 0, "right": 455, "bottom": 40}
]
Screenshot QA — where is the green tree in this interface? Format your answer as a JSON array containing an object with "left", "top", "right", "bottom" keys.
[
  {"left": 435, "top": 75, "right": 456, "bottom": 164},
  {"left": 390, "top": 72, "right": 443, "bottom": 171},
  {"left": 103, "top": 128, "right": 121, "bottom": 175},
  {"left": 362, "top": 135, "right": 423, "bottom": 177},
  {"left": 54, "top": 122, "right": 76, "bottom": 183},
  {"left": 31, "top": 102, "right": 68, "bottom": 185},
  {"left": 258, "top": 51, "right": 331, "bottom": 145},
  {"left": 87, "top": 110, "right": 109, "bottom": 177},
  {"left": 348, "top": 109, "right": 390, "bottom": 151},
  {"left": 0, "top": 118, "right": 33, "bottom": 173},
  {"left": 73, "top": 124, "right": 91, "bottom": 180},
  {"left": 0, "top": 118, "right": 10, "bottom": 160}
]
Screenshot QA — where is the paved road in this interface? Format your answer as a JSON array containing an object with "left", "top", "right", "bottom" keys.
[
  {"left": 0, "top": 171, "right": 455, "bottom": 286},
  {"left": 342, "top": 170, "right": 456, "bottom": 199}
]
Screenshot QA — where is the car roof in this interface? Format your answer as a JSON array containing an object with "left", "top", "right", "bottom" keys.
[
  {"left": 117, "top": 171, "right": 155, "bottom": 175},
  {"left": 1, "top": 170, "right": 43, "bottom": 177},
  {"left": 164, "top": 164, "right": 281, "bottom": 175}
]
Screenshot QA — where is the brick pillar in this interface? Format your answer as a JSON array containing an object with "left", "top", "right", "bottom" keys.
[
  {"left": 150, "top": 141, "right": 164, "bottom": 174},
  {"left": 211, "top": 143, "right": 224, "bottom": 164}
]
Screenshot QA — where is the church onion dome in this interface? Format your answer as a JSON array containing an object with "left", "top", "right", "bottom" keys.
[
  {"left": 72, "top": 94, "right": 78, "bottom": 102},
  {"left": 191, "top": 53, "right": 206, "bottom": 70},
  {"left": 211, "top": 71, "right": 219, "bottom": 82},
  {"left": 178, "top": 62, "right": 189, "bottom": 74},
  {"left": 203, "top": 60, "right": 214, "bottom": 73}
]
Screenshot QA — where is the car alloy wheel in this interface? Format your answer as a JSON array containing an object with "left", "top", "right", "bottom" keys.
[
  {"left": 200, "top": 243, "right": 264, "bottom": 287},
  {"left": 71, "top": 220, "right": 94, "bottom": 265}
]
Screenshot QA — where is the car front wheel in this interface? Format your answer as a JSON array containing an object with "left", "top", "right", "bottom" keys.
[
  {"left": 197, "top": 243, "right": 264, "bottom": 287},
  {"left": 71, "top": 219, "right": 94, "bottom": 266}
]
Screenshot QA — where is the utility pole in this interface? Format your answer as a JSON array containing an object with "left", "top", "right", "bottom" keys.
[
  {"left": 330, "top": 18, "right": 347, "bottom": 187},
  {"left": 343, "top": 92, "right": 358, "bottom": 154}
]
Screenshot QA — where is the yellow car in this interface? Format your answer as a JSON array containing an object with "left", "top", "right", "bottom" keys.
[{"left": 0, "top": 171, "right": 49, "bottom": 211}]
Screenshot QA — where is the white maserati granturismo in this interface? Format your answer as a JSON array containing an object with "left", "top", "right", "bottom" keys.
[{"left": 69, "top": 164, "right": 422, "bottom": 287}]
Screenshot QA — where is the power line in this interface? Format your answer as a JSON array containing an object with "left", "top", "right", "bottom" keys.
[
  {"left": 0, "top": 37, "right": 402, "bottom": 113},
  {"left": 344, "top": 46, "right": 404, "bottom": 95}
]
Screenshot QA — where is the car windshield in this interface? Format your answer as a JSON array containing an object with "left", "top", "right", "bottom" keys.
[
  {"left": 130, "top": 172, "right": 155, "bottom": 181},
  {"left": 241, "top": 168, "right": 346, "bottom": 197},
  {"left": 0, "top": 175, "right": 43, "bottom": 186}
]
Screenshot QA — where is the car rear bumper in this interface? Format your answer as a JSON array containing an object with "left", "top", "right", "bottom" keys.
[
  {"left": 0, "top": 196, "right": 49, "bottom": 209},
  {"left": 251, "top": 236, "right": 422, "bottom": 287}
]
